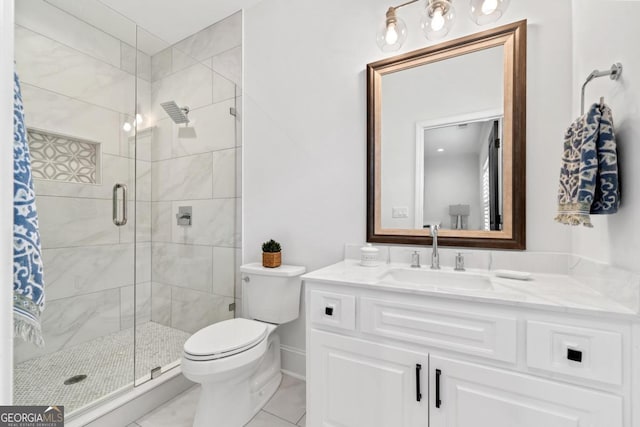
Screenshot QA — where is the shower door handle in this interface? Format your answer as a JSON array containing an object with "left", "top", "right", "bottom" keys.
[{"left": 112, "top": 183, "right": 128, "bottom": 226}]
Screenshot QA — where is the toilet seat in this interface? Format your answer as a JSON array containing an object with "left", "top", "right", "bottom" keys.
[{"left": 184, "top": 318, "right": 268, "bottom": 362}]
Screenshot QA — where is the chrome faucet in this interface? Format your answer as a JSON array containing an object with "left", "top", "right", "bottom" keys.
[
  {"left": 410, "top": 251, "right": 421, "bottom": 268},
  {"left": 429, "top": 224, "right": 440, "bottom": 270}
]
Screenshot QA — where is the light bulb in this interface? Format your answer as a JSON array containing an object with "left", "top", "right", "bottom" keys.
[
  {"left": 421, "top": 2, "right": 454, "bottom": 40},
  {"left": 122, "top": 122, "right": 132, "bottom": 132},
  {"left": 431, "top": 8, "right": 445, "bottom": 31},
  {"left": 470, "top": 0, "right": 510, "bottom": 25},
  {"left": 135, "top": 114, "right": 143, "bottom": 125},
  {"left": 376, "top": 10, "right": 408, "bottom": 52},
  {"left": 385, "top": 23, "right": 399, "bottom": 45},
  {"left": 482, "top": 0, "right": 498, "bottom": 14}
]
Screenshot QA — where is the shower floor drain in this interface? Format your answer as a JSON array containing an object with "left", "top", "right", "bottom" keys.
[{"left": 64, "top": 375, "right": 87, "bottom": 385}]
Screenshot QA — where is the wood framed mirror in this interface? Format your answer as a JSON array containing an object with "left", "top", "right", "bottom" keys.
[{"left": 367, "top": 20, "right": 526, "bottom": 249}]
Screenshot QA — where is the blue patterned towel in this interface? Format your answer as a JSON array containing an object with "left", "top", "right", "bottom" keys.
[
  {"left": 13, "top": 71, "right": 45, "bottom": 346},
  {"left": 555, "top": 103, "right": 620, "bottom": 227}
]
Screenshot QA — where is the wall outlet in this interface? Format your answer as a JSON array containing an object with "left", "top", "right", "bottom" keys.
[{"left": 392, "top": 207, "right": 409, "bottom": 218}]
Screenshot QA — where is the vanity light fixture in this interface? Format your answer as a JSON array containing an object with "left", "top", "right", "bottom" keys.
[
  {"left": 469, "top": 0, "right": 510, "bottom": 25},
  {"left": 377, "top": 0, "right": 510, "bottom": 50}
]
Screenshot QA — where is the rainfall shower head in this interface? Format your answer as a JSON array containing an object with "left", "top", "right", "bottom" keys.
[{"left": 161, "top": 101, "right": 190, "bottom": 124}]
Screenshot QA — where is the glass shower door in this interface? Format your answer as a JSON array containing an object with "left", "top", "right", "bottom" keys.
[
  {"left": 133, "top": 21, "right": 241, "bottom": 385},
  {"left": 12, "top": 0, "right": 140, "bottom": 415}
]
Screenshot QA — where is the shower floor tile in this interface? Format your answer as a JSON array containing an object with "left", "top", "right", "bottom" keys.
[{"left": 13, "top": 322, "right": 190, "bottom": 415}]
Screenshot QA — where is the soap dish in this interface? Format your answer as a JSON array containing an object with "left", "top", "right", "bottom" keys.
[{"left": 493, "top": 269, "right": 533, "bottom": 280}]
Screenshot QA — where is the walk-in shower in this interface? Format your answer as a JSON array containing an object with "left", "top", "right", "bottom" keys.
[{"left": 13, "top": 0, "right": 242, "bottom": 422}]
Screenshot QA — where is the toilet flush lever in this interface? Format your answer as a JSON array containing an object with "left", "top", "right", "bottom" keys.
[{"left": 243, "top": 276, "right": 250, "bottom": 282}]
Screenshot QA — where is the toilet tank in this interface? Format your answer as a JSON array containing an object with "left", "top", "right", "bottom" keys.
[{"left": 240, "top": 263, "right": 306, "bottom": 324}]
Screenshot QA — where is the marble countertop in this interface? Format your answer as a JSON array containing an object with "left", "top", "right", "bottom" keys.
[{"left": 302, "top": 260, "right": 639, "bottom": 319}]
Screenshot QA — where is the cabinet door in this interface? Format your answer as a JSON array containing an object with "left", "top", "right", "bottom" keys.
[
  {"left": 430, "top": 356, "right": 622, "bottom": 427},
  {"left": 308, "top": 330, "right": 428, "bottom": 427}
]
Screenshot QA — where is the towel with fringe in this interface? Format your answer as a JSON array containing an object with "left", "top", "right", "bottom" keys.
[
  {"left": 13, "top": 71, "right": 45, "bottom": 346},
  {"left": 555, "top": 103, "right": 620, "bottom": 227}
]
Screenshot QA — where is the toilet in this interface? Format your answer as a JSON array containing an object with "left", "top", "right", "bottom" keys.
[{"left": 182, "top": 262, "right": 306, "bottom": 427}]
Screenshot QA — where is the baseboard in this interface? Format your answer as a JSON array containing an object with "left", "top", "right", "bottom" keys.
[{"left": 280, "top": 344, "right": 306, "bottom": 380}]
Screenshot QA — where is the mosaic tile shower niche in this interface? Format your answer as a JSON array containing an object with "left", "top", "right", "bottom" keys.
[{"left": 28, "top": 128, "right": 100, "bottom": 184}]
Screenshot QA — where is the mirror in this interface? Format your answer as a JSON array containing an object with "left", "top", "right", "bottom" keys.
[{"left": 367, "top": 20, "right": 526, "bottom": 249}]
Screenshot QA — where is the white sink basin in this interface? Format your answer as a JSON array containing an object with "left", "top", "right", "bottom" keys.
[{"left": 379, "top": 268, "right": 492, "bottom": 290}]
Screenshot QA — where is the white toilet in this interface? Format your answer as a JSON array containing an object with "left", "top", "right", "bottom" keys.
[{"left": 182, "top": 262, "right": 306, "bottom": 427}]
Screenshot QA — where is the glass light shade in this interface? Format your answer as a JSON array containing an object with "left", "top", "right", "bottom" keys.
[
  {"left": 469, "top": 0, "right": 510, "bottom": 25},
  {"left": 122, "top": 122, "right": 132, "bottom": 132},
  {"left": 377, "top": 15, "right": 408, "bottom": 52},
  {"left": 421, "top": 2, "right": 456, "bottom": 40}
]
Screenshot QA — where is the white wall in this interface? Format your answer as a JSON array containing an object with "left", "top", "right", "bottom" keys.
[
  {"left": 244, "top": 0, "right": 574, "bottom": 375},
  {"left": 0, "top": 0, "right": 15, "bottom": 405},
  {"left": 424, "top": 153, "right": 481, "bottom": 229},
  {"left": 570, "top": 0, "right": 640, "bottom": 272},
  {"left": 380, "top": 46, "right": 503, "bottom": 229}
]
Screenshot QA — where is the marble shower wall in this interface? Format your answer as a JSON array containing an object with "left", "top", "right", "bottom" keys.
[
  {"left": 13, "top": 0, "right": 152, "bottom": 363},
  {"left": 149, "top": 12, "right": 242, "bottom": 333}
]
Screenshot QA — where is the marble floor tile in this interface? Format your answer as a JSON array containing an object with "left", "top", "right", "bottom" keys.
[
  {"left": 263, "top": 375, "right": 306, "bottom": 424},
  {"left": 135, "top": 374, "right": 305, "bottom": 427},
  {"left": 246, "top": 411, "right": 298, "bottom": 427},
  {"left": 136, "top": 386, "right": 200, "bottom": 427}
]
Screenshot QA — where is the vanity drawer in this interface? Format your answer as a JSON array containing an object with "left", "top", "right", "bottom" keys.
[
  {"left": 526, "top": 320, "right": 623, "bottom": 386},
  {"left": 309, "top": 290, "right": 356, "bottom": 331},
  {"left": 360, "top": 297, "right": 517, "bottom": 363}
]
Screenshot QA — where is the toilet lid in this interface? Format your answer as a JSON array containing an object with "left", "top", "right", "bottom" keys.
[{"left": 184, "top": 318, "right": 268, "bottom": 357}]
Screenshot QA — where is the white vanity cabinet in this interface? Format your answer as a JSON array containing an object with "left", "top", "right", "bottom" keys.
[
  {"left": 430, "top": 356, "right": 622, "bottom": 427},
  {"left": 305, "top": 279, "right": 634, "bottom": 427},
  {"left": 308, "top": 330, "right": 428, "bottom": 427}
]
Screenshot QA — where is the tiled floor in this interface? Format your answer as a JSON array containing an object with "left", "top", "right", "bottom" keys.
[
  {"left": 132, "top": 374, "right": 306, "bottom": 427},
  {"left": 14, "top": 322, "right": 190, "bottom": 415}
]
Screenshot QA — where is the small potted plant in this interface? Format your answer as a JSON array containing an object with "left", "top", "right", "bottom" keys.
[{"left": 262, "top": 239, "right": 282, "bottom": 268}]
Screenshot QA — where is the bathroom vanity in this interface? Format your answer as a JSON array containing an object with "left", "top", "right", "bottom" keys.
[{"left": 304, "top": 260, "right": 639, "bottom": 427}]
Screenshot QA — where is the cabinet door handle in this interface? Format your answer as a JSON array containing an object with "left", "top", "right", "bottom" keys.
[
  {"left": 415, "top": 364, "right": 422, "bottom": 402},
  {"left": 435, "top": 369, "right": 442, "bottom": 408}
]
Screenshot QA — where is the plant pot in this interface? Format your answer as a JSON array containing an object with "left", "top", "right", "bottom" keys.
[{"left": 262, "top": 251, "right": 282, "bottom": 268}]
